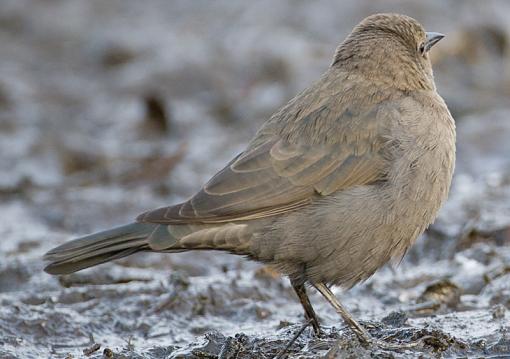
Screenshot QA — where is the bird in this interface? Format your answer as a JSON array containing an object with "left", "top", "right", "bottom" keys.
[{"left": 44, "top": 13, "right": 455, "bottom": 347}]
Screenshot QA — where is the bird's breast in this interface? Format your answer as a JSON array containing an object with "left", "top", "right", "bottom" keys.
[{"left": 384, "top": 95, "right": 455, "bottom": 244}]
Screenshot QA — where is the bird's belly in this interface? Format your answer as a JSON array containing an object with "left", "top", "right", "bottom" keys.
[{"left": 268, "top": 177, "right": 449, "bottom": 287}]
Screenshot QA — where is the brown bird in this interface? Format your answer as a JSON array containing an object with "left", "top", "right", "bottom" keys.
[{"left": 44, "top": 13, "right": 455, "bottom": 347}]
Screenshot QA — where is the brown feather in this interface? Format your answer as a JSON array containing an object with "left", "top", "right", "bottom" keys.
[{"left": 137, "top": 100, "right": 391, "bottom": 224}]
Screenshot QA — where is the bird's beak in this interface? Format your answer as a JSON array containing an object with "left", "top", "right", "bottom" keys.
[{"left": 424, "top": 32, "right": 445, "bottom": 52}]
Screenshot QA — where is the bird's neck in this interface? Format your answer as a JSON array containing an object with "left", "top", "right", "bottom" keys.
[{"left": 332, "top": 38, "right": 435, "bottom": 92}]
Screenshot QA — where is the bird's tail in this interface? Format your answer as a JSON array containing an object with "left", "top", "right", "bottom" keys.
[{"left": 43, "top": 222, "right": 158, "bottom": 275}]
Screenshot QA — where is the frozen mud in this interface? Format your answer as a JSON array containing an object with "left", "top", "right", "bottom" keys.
[{"left": 1, "top": 1, "right": 510, "bottom": 358}]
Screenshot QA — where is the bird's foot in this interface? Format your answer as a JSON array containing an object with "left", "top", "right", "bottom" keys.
[
  {"left": 351, "top": 327, "right": 426, "bottom": 350},
  {"left": 313, "top": 283, "right": 425, "bottom": 351},
  {"left": 368, "top": 336, "right": 424, "bottom": 350},
  {"left": 306, "top": 316, "right": 323, "bottom": 336},
  {"left": 274, "top": 319, "right": 315, "bottom": 359}
]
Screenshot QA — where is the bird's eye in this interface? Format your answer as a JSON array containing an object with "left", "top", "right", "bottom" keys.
[{"left": 419, "top": 42, "right": 426, "bottom": 55}]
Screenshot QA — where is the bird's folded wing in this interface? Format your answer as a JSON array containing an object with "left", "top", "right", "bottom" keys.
[{"left": 137, "top": 108, "right": 389, "bottom": 224}]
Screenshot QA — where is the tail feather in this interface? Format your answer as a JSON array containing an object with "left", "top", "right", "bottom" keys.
[{"left": 44, "top": 223, "right": 156, "bottom": 275}]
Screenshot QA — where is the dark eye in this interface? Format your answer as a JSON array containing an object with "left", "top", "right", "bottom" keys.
[{"left": 419, "top": 42, "right": 426, "bottom": 55}]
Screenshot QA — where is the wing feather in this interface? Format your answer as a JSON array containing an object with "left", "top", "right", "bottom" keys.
[{"left": 137, "top": 100, "right": 391, "bottom": 224}]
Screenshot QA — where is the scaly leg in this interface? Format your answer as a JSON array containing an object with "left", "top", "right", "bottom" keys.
[
  {"left": 313, "top": 282, "right": 424, "bottom": 350},
  {"left": 291, "top": 279, "right": 322, "bottom": 335},
  {"left": 313, "top": 283, "right": 371, "bottom": 346}
]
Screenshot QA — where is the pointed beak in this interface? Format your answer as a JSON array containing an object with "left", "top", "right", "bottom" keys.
[{"left": 424, "top": 32, "right": 445, "bottom": 52}]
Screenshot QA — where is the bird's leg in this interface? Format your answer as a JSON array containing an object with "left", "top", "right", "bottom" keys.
[
  {"left": 313, "top": 283, "right": 371, "bottom": 346},
  {"left": 314, "top": 283, "right": 425, "bottom": 350},
  {"left": 290, "top": 279, "right": 322, "bottom": 335}
]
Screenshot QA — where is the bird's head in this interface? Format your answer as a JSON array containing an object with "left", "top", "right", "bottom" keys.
[{"left": 333, "top": 13, "right": 444, "bottom": 91}]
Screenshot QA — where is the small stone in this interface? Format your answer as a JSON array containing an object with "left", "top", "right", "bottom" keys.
[
  {"left": 381, "top": 310, "right": 408, "bottom": 327},
  {"left": 255, "top": 306, "right": 272, "bottom": 319},
  {"left": 83, "top": 343, "right": 100, "bottom": 356},
  {"left": 418, "top": 279, "right": 462, "bottom": 310},
  {"left": 103, "top": 348, "right": 114, "bottom": 358},
  {"left": 492, "top": 304, "right": 506, "bottom": 319}
]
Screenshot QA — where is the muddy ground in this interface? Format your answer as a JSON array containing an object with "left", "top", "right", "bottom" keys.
[{"left": 1, "top": 1, "right": 510, "bottom": 358}]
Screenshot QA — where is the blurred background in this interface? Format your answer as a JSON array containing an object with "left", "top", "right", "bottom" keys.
[{"left": 1, "top": 1, "right": 510, "bottom": 358}]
